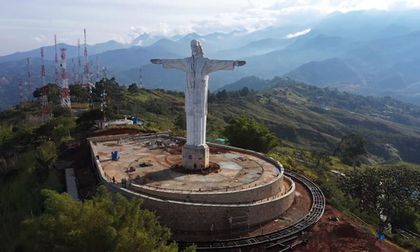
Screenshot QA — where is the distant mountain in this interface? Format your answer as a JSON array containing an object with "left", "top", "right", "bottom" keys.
[
  {"left": 284, "top": 30, "right": 420, "bottom": 103},
  {"left": 313, "top": 10, "right": 420, "bottom": 41},
  {"left": 286, "top": 58, "right": 362, "bottom": 88},
  {"left": 2, "top": 9, "right": 420, "bottom": 109},
  {"left": 217, "top": 76, "right": 271, "bottom": 91},
  {"left": 213, "top": 38, "right": 294, "bottom": 59},
  {"left": 131, "top": 33, "right": 165, "bottom": 46},
  {"left": 92, "top": 43, "right": 181, "bottom": 71},
  {"left": 0, "top": 40, "right": 128, "bottom": 64}
]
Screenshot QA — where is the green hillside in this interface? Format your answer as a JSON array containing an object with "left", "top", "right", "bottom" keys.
[
  {"left": 1, "top": 78, "right": 419, "bottom": 251},
  {"left": 210, "top": 78, "right": 420, "bottom": 164},
  {"left": 87, "top": 77, "right": 420, "bottom": 164}
]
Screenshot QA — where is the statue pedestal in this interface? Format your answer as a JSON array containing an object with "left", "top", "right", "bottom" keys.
[{"left": 182, "top": 144, "right": 209, "bottom": 170}]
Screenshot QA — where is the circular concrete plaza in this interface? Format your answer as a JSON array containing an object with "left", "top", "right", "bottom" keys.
[{"left": 90, "top": 134, "right": 296, "bottom": 238}]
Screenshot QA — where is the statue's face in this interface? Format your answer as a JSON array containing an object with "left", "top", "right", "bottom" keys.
[{"left": 191, "top": 40, "right": 203, "bottom": 58}]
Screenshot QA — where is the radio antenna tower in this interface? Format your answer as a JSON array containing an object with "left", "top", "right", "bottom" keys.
[
  {"left": 83, "top": 28, "right": 90, "bottom": 86},
  {"left": 19, "top": 80, "right": 25, "bottom": 103},
  {"left": 71, "top": 58, "right": 77, "bottom": 84},
  {"left": 100, "top": 88, "right": 107, "bottom": 114},
  {"left": 27, "top": 57, "right": 32, "bottom": 96},
  {"left": 77, "top": 38, "right": 81, "bottom": 84},
  {"left": 139, "top": 67, "right": 143, "bottom": 88},
  {"left": 40, "top": 47, "right": 46, "bottom": 86},
  {"left": 101, "top": 66, "right": 108, "bottom": 79},
  {"left": 60, "top": 48, "right": 71, "bottom": 108},
  {"left": 54, "top": 34, "right": 59, "bottom": 84},
  {"left": 40, "top": 47, "right": 50, "bottom": 122},
  {"left": 96, "top": 55, "right": 100, "bottom": 82}
]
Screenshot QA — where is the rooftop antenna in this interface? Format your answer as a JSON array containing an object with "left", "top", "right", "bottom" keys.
[
  {"left": 40, "top": 47, "right": 50, "bottom": 122},
  {"left": 54, "top": 34, "right": 59, "bottom": 84},
  {"left": 60, "top": 48, "right": 71, "bottom": 108}
]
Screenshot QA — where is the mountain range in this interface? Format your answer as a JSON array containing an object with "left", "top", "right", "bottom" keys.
[{"left": 1, "top": 9, "right": 420, "bottom": 109}]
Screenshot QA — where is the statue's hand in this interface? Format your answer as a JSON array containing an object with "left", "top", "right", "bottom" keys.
[
  {"left": 151, "top": 59, "right": 162, "bottom": 64},
  {"left": 235, "top": 60, "right": 246, "bottom": 67}
]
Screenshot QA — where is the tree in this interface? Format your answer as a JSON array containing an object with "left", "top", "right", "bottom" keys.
[
  {"left": 128, "top": 83, "right": 139, "bottom": 93},
  {"left": 21, "top": 186, "right": 183, "bottom": 252},
  {"left": 70, "top": 84, "right": 90, "bottom": 103},
  {"left": 334, "top": 133, "right": 367, "bottom": 168},
  {"left": 51, "top": 116, "right": 76, "bottom": 144},
  {"left": 173, "top": 113, "right": 186, "bottom": 130},
  {"left": 52, "top": 106, "right": 72, "bottom": 118},
  {"left": 310, "top": 150, "right": 331, "bottom": 173},
  {"left": 33, "top": 84, "right": 61, "bottom": 105},
  {"left": 93, "top": 78, "right": 125, "bottom": 118},
  {"left": 223, "top": 115, "right": 279, "bottom": 153},
  {"left": 76, "top": 109, "right": 104, "bottom": 131},
  {"left": 34, "top": 141, "right": 57, "bottom": 183},
  {"left": 341, "top": 165, "right": 420, "bottom": 231}
]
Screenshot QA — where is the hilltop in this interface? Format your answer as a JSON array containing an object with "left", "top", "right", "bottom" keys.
[{"left": 1, "top": 77, "right": 419, "bottom": 251}]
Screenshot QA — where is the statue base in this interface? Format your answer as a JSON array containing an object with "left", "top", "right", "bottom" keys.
[{"left": 182, "top": 144, "right": 209, "bottom": 170}]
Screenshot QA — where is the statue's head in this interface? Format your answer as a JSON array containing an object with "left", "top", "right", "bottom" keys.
[{"left": 191, "top": 39, "right": 203, "bottom": 58}]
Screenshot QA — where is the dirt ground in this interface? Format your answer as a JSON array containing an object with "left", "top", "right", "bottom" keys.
[{"left": 294, "top": 205, "right": 403, "bottom": 252}]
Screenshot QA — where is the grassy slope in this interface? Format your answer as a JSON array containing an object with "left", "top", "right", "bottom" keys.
[
  {"left": 121, "top": 83, "right": 420, "bottom": 164},
  {"left": 209, "top": 82, "right": 420, "bottom": 164}
]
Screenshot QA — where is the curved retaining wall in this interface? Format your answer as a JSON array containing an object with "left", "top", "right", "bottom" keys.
[
  {"left": 89, "top": 134, "right": 295, "bottom": 233},
  {"left": 129, "top": 175, "right": 284, "bottom": 204}
]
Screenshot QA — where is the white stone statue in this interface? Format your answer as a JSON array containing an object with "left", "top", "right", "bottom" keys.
[{"left": 151, "top": 39, "right": 245, "bottom": 170}]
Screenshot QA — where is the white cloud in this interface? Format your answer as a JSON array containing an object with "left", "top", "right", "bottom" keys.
[
  {"left": 286, "top": 28, "right": 311, "bottom": 39},
  {"left": 33, "top": 34, "right": 47, "bottom": 43}
]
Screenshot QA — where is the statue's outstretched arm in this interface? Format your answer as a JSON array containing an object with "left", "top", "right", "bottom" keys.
[
  {"left": 150, "top": 58, "right": 187, "bottom": 71},
  {"left": 205, "top": 60, "right": 246, "bottom": 74}
]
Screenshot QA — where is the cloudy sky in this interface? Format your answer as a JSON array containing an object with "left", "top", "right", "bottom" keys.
[{"left": 1, "top": 0, "right": 420, "bottom": 55}]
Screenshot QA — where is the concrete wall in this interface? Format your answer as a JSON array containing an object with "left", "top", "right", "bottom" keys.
[
  {"left": 139, "top": 177, "right": 295, "bottom": 232},
  {"left": 89, "top": 134, "right": 295, "bottom": 233},
  {"left": 129, "top": 176, "right": 284, "bottom": 204}
]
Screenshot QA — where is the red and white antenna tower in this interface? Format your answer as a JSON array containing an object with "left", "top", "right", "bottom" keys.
[
  {"left": 40, "top": 47, "right": 46, "bottom": 86},
  {"left": 27, "top": 57, "right": 32, "bottom": 96},
  {"left": 54, "top": 34, "right": 59, "bottom": 84},
  {"left": 40, "top": 47, "right": 50, "bottom": 122},
  {"left": 60, "top": 48, "right": 71, "bottom": 108}
]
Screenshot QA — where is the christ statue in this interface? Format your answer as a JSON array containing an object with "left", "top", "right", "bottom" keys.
[{"left": 151, "top": 39, "right": 245, "bottom": 170}]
